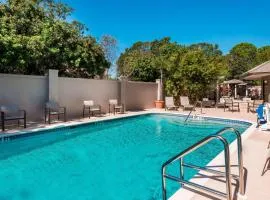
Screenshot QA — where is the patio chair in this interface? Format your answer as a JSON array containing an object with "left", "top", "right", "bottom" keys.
[
  {"left": 45, "top": 101, "right": 66, "bottom": 124},
  {"left": 216, "top": 97, "right": 227, "bottom": 109},
  {"left": 108, "top": 99, "right": 124, "bottom": 115},
  {"left": 165, "top": 97, "right": 178, "bottom": 111},
  {"left": 261, "top": 149, "right": 270, "bottom": 176},
  {"left": 201, "top": 98, "right": 214, "bottom": 108},
  {"left": 82, "top": 100, "right": 101, "bottom": 118},
  {"left": 180, "top": 96, "right": 194, "bottom": 111},
  {"left": 256, "top": 104, "right": 267, "bottom": 127},
  {"left": 224, "top": 98, "right": 240, "bottom": 112},
  {"left": 0, "top": 104, "right": 26, "bottom": 131},
  {"left": 248, "top": 99, "right": 264, "bottom": 113}
]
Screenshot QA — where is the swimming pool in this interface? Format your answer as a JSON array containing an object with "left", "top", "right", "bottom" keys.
[{"left": 0, "top": 114, "right": 251, "bottom": 200}]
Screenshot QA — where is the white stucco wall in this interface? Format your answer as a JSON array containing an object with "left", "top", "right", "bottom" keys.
[
  {"left": 58, "top": 77, "right": 121, "bottom": 118},
  {"left": 0, "top": 72, "right": 158, "bottom": 120},
  {"left": 0, "top": 73, "right": 48, "bottom": 120},
  {"left": 125, "top": 81, "right": 157, "bottom": 110}
]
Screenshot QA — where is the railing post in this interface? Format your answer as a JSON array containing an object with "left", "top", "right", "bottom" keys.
[
  {"left": 222, "top": 138, "right": 232, "bottom": 200},
  {"left": 179, "top": 158, "right": 184, "bottom": 186},
  {"left": 218, "top": 127, "right": 246, "bottom": 198},
  {"left": 162, "top": 167, "right": 167, "bottom": 200}
]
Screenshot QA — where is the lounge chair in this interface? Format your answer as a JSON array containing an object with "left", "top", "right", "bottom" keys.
[
  {"left": 165, "top": 97, "right": 178, "bottom": 111},
  {"left": 109, "top": 99, "right": 124, "bottom": 115},
  {"left": 0, "top": 104, "right": 26, "bottom": 131},
  {"left": 224, "top": 98, "right": 240, "bottom": 112},
  {"left": 82, "top": 100, "right": 101, "bottom": 118},
  {"left": 248, "top": 99, "right": 264, "bottom": 113},
  {"left": 256, "top": 104, "right": 267, "bottom": 127},
  {"left": 180, "top": 96, "right": 194, "bottom": 111},
  {"left": 45, "top": 101, "right": 66, "bottom": 124}
]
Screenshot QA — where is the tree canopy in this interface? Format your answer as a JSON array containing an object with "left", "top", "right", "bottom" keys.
[
  {"left": 227, "top": 43, "right": 258, "bottom": 79},
  {"left": 117, "top": 38, "right": 225, "bottom": 101},
  {"left": 118, "top": 38, "right": 270, "bottom": 100},
  {"left": 0, "top": 0, "right": 110, "bottom": 78}
]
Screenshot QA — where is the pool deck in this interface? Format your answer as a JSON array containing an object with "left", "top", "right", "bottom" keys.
[{"left": 1, "top": 107, "right": 270, "bottom": 200}]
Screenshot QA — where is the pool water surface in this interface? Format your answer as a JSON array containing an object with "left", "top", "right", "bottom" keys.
[{"left": 0, "top": 114, "right": 250, "bottom": 200}]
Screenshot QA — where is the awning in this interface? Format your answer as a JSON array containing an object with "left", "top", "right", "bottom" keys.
[
  {"left": 223, "top": 79, "right": 245, "bottom": 84},
  {"left": 242, "top": 60, "right": 270, "bottom": 80}
]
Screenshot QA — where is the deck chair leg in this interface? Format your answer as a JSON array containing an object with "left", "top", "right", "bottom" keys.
[
  {"left": 268, "top": 141, "right": 270, "bottom": 149},
  {"left": 1, "top": 112, "right": 4, "bottom": 131},
  {"left": 83, "top": 106, "right": 85, "bottom": 118},
  {"left": 64, "top": 108, "right": 67, "bottom": 122},
  {"left": 44, "top": 108, "right": 47, "bottom": 123},
  {"left": 24, "top": 111, "right": 26, "bottom": 128}
]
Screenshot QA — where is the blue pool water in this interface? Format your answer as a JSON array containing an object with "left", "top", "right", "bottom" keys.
[{"left": 0, "top": 114, "right": 250, "bottom": 200}]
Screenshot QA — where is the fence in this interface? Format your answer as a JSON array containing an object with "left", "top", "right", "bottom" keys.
[{"left": 0, "top": 70, "right": 158, "bottom": 120}]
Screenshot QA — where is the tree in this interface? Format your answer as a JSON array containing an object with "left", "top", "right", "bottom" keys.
[
  {"left": 0, "top": 0, "right": 110, "bottom": 78},
  {"left": 117, "top": 41, "right": 159, "bottom": 81},
  {"left": 100, "top": 35, "right": 118, "bottom": 79},
  {"left": 165, "top": 49, "right": 224, "bottom": 101},
  {"left": 227, "top": 43, "right": 258, "bottom": 79},
  {"left": 257, "top": 46, "right": 270, "bottom": 64},
  {"left": 189, "top": 43, "right": 222, "bottom": 57},
  {"left": 117, "top": 39, "right": 225, "bottom": 101}
]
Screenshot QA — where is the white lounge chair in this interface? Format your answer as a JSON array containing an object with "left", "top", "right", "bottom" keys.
[
  {"left": 180, "top": 96, "right": 194, "bottom": 111},
  {"left": 82, "top": 100, "right": 101, "bottom": 118},
  {"left": 165, "top": 97, "right": 178, "bottom": 111}
]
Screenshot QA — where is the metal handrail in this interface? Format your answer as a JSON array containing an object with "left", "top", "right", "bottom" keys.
[
  {"left": 184, "top": 101, "right": 199, "bottom": 123},
  {"left": 216, "top": 127, "right": 244, "bottom": 196},
  {"left": 161, "top": 127, "right": 245, "bottom": 200},
  {"left": 162, "top": 134, "right": 232, "bottom": 200}
]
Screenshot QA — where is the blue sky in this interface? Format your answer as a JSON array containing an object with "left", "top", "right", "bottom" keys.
[{"left": 63, "top": 0, "right": 270, "bottom": 54}]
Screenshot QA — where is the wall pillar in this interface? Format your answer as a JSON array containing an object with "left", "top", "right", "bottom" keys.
[
  {"left": 48, "top": 69, "right": 59, "bottom": 102},
  {"left": 120, "top": 76, "right": 128, "bottom": 112},
  {"left": 156, "top": 79, "right": 162, "bottom": 100}
]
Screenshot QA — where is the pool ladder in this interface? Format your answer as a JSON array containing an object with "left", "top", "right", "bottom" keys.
[{"left": 161, "top": 127, "right": 246, "bottom": 200}]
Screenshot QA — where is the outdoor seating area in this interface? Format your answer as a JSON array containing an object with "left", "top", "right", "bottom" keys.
[{"left": 0, "top": 98, "right": 126, "bottom": 130}]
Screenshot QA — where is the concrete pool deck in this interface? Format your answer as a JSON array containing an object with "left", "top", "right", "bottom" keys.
[{"left": 1, "top": 107, "right": 270, "bottom": 200}]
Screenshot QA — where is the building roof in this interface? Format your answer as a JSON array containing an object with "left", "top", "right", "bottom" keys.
[{"left": 242, "top": 60, "right": 270, "bottom": 80}]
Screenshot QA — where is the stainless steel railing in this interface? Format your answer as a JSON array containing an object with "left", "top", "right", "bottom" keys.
[
  {"left": 184, "top": 101, "right": 199, "bottom": 123},
  {"left": 161, "top": 127, "right": 245, "bottom": 200}
]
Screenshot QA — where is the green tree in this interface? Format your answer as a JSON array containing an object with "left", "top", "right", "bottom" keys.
[
  {"left": 227, "top": 43, "right": 258, "bottom": 79},
  {"left": 0, "top": 0, "right": 110, "bottom": 78},
  {"left": 165, "top": 49, "right": 224, "bottom": 101},
  {"left": 257, "top": 46, "right": 270, "bottom": 64},
  {"left": 189, "top": 43, "right": 222, "bottom": 57},
  {"left": 117, "top": 41, "right": 159, "bottom": 81}
]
